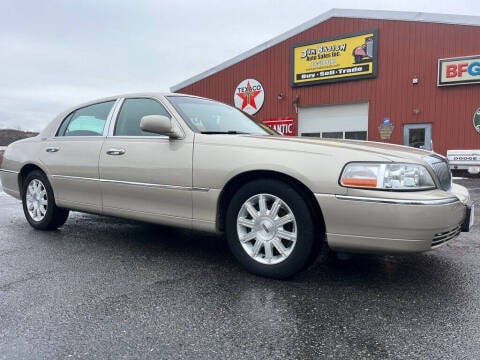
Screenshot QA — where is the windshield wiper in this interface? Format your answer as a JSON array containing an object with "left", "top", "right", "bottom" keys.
[{"left": 200, "top": 131, "right": 250, "bottom": 134}]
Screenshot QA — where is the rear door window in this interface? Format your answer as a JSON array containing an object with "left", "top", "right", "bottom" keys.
[{"left": 57, "top": 101, "right": 115, "bottom": 137}]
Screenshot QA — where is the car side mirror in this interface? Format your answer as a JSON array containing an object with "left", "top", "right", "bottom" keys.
[{"left": 140, "top": 115, "right": 182, "bottom": 138}]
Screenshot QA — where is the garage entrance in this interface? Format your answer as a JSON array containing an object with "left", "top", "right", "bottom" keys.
[{"left": 298, "top": 102, "right": 369, "bottom": 140}]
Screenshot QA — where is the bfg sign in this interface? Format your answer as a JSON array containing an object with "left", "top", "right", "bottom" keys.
[{"left": 438, "top": 55, "right": 480, "bottom": 86}]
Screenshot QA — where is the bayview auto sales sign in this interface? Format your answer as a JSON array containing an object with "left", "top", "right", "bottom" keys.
[
  {"left": 234, "top": 79, "right": 264, "bottom": 115},
  {"left": 291, "top": 30, "right": 378, "bottom": 87}
]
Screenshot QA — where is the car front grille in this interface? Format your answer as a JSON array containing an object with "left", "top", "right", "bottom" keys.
[
  {"left": 432, "top": 225, "right": 461, "bottom": 247},
  {"left": 424, "top": 155, "right": 452, "bottom": 191}
]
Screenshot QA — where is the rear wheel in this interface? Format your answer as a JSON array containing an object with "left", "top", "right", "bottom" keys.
[
  {"left": 225, "top": 179, "right": 318, "bottom": 279},
  {"left": 22, "top": 170, "right": 69, "bottom": 230}
]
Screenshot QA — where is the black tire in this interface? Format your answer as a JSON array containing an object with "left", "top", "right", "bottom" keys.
[
  {"left": 22, "top": 170, "right": 69, "bottom": 230},
  {"left": 225, "top": 179, "right": 318, "bottom": 279}
]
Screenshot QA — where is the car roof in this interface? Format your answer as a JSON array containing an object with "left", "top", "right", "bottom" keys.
[{"left": 58, "top": 92, "right": 210, "bottom": 117}]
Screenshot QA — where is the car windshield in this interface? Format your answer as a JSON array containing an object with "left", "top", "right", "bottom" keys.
[{"left": 167, "top": 96, "right": 272, "bottom": 135}]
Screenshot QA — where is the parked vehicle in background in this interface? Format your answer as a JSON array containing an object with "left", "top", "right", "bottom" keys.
[
  {"left": 447, "top": 149, "right": 480, "bottom": 175},
  {"left": 0, "top": 93, "right": 474, "bottom": 278}
]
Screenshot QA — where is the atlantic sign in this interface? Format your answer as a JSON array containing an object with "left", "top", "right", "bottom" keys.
[
  {"left": 261, "top": 118, "right": 295, "bottom": 136},
  {"left": 291, "top": 30, "right": 378, "bottom": 87},
  {"left": 438, "top": 55, "right": 480, "bottom": 86}
]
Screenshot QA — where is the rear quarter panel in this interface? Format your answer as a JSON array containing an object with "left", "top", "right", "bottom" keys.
[{"left": 0, "top": 138, "right": 48, "bottom": 198}]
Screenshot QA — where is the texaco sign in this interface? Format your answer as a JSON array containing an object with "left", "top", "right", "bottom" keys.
[{"left": 234, "top": 79, "right": 264, "bottom": 115}]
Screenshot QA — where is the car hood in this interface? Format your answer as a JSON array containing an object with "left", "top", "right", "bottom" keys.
[{"left": 196, "top": 134, "right": 436, "bottom": 163}]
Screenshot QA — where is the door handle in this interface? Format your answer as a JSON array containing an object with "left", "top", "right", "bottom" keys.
[
  {"left": 45, "top": 147, "right": 59, "bottom": 153},
  {"left": 106, "top": 148, "right": 126, "bottom": 155}
]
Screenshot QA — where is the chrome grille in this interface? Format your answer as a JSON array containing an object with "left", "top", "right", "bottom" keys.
[
  {"left": 424, "top": 155, "right": 452, "bottom": 191},
  {"left": 432, "top": 225, "right": 461, "bottom": 247}
]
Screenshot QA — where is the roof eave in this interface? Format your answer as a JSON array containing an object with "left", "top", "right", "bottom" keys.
[{"left": 170, "top": 8, "right": 480, "bottom": 92}]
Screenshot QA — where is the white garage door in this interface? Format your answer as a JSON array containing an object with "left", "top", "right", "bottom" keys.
[{"left": 298, "top": 102, "right": 369, "bottom": 140}]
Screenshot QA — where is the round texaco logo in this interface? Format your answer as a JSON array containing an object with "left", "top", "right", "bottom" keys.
[{"left": 234, "top": 79, "right": 264, "bottom": 115}]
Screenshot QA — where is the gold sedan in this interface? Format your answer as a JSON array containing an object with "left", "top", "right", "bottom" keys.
[{"left": 0, "top": 93, "right": 474, "bottom": 278}]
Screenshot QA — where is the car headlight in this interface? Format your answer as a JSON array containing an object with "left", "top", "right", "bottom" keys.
[{"left": 340, "top": 162, "right": 436, "bottom": 190}]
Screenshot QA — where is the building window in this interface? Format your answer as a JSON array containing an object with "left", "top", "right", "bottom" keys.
[
  {"left": 345, "top": 131, "right": 368, "bottom": 140},
  {"left": 300, "top": 131, "right": 367, "bottom": 140},
  {"left": 322, "top": 132, "right": 343, "bottom": 139},
  {"left": 301, "top": 132, "right": 321, "bottom": 137}
]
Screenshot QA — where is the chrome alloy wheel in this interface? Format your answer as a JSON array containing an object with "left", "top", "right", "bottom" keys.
[
  {"left": 236, "top": 193, "right": 297, "bottom": 265},
  {"left": 25, "top": 179, "right": 48, "bottom": 222}
]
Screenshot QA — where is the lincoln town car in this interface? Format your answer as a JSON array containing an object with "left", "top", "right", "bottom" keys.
[{"left": 0, "top": 93, "right": 474, "bottom": 278}]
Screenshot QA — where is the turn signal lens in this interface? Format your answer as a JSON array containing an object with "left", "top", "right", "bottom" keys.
[
  {"left": 340, "top": 162, "right": 436, "bottom": 190},
  {"left": 341, "top": 178, "right": 377, "bottom": 188}
]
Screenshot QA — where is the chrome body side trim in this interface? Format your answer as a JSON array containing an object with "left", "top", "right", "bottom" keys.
[
  {"left": 50, "top": 174, "right": 210, "bottom": 192},
  {"left": 0, "top": 169, "right": 19, "bottom": 175},
  {"left": 191, "top": 187, "right": 211, "bottom": 192},
  {"left": 335, "top": 194, "right": 459, "bottom": 205}
]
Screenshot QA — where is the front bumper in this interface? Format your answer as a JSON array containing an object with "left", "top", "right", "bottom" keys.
[{"left": 315, "top": 185, "right": 471, "bottom": 254}]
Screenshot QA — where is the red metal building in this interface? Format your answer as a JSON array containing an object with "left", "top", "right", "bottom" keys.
[{"left": 171, "top": 9, "right": 480, "bottom": 155}]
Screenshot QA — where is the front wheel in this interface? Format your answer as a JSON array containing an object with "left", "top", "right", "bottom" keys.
[
  {"left": 22, "top": 170, "right": 69, "bottom": 230},
  {"left": 225, "top": 179, "right": 317, "bottom": 279}
]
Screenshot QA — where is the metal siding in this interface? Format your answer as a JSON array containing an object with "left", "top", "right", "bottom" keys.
[{"left": 177, "top": 17, "right": 480, "bottom": 155}]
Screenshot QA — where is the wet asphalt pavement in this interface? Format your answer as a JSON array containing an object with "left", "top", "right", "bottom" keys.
[{"left": 0, "top": 178, "right": 479, "bottom": 360}]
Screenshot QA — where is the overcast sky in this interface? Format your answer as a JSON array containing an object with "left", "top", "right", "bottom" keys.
[{"left": 1, "top": 0, "right": 479, "bottom": 131}]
